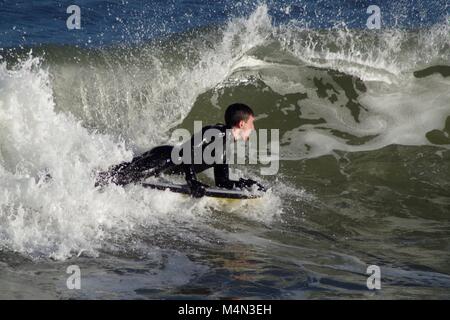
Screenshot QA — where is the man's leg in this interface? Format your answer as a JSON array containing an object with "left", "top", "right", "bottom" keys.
[{"left": 96, "top": 145, "right": 174, "bottom": 186}]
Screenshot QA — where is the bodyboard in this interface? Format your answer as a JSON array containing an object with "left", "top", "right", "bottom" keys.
[{"left": 141, "top": 182, "right": 264, "bottom": 199}]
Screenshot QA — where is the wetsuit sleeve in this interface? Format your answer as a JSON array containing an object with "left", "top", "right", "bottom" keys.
[
  {"left": 183, "top": 152, "right": 209, "bottom": 188},
  {"left": 214, "top": 163, "right": 236, "bottom": 189},
  {"left": 184, "top": 164, "right": 198, "bottom": 184},
  {"left": 182, "top": 129, "right": 201, "bottom": 185}
]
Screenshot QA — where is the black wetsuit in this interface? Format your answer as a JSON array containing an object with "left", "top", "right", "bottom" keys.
[{"left": 96, "top": 124, "right": 264, "bottom": 196}]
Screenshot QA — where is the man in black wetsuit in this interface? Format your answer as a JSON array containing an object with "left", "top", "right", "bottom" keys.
[{"left": 95, "top": 103, "right": 265, "bottom": 197}]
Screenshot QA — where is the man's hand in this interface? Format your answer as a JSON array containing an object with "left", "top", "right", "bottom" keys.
[
  {"left": 237, "top": 178, "right": 267, "bottom": 192},
  {"left": 188, "top": 180, "right": 208, "bottom": 198}
]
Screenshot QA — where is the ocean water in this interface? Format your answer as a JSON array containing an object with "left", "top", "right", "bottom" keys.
[{"left": 0, "top": 0, "right": 450, "bottom": 299}]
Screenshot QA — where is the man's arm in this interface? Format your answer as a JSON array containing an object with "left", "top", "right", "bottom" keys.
[
  {"left": 214, "top": 164, "right": 266, "bottom": 191},
  {"left": 184, "top": 164, "right": 208, "bottom": 197},
  {"left": 214, "top": 163, "right": 235, "bottom": 189}
]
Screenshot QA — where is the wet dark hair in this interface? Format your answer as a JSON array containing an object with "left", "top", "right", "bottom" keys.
[{"left": 224, "top": 103, "right": 255, "bottom": 128}]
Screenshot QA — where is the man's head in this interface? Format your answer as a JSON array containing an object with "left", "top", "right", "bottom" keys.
[{"left": 225, "top": 103, "right": 255, "bottom": 141}]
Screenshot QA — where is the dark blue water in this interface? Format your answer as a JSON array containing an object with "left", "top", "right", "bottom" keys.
[{"left": 1, "top": 0, "right": 448, "bottom": 48}]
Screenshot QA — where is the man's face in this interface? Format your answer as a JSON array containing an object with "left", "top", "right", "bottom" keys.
[{"left": 239, "top": 115, "right": 255, "bottom": 141}]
